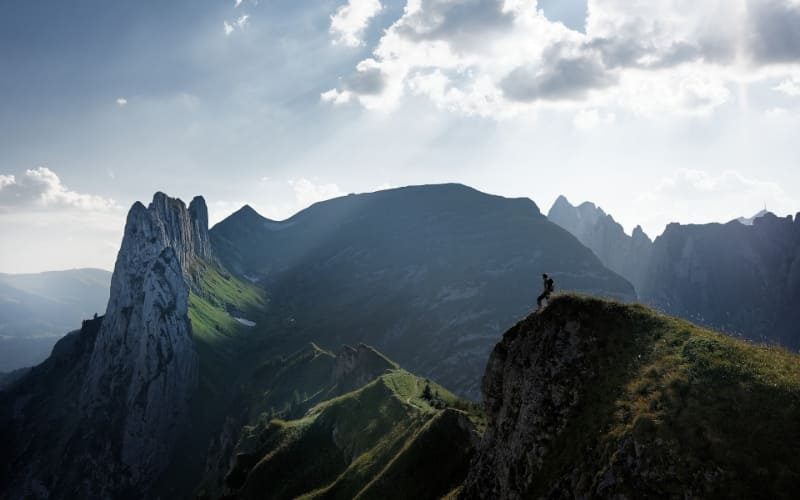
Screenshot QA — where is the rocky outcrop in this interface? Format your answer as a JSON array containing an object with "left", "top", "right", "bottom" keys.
[
  {"left": 462, "top": 300, "right": 596, "bottom": 499},
  {"left": 0, "top": 193, "right": 210, "bottom": 499},
  {"left": 548, "top": 195, "right": 653, "bottom": 294},
  {"left": 78, "top": 193, "right": 206, "bottom": 494},
  {"left": 463, "top": 294, "right": 800, "bottom": 498}
]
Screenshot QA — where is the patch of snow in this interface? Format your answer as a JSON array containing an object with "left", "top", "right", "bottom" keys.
[{"left": 233, "top": 317, "right": 256, "bottom": 327}]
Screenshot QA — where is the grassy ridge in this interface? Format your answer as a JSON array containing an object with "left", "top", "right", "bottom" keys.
[
  {"left": 229, "top": 370, "right": 481, "bottom": 500},
  {"left": 527, "top": 295, "right": 800, "bottom": 497}
]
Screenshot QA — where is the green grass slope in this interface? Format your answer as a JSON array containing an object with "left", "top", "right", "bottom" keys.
[
  {"left": 465, "top": 294, "right": 800, "bottom": 498},
  {"left": 223, "top": 370, "right": 481, "bottom": 500}
]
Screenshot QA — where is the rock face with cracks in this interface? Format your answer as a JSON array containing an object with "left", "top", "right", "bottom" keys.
[{"left": 0, "top": 192, "right": 208, "bottom": 499}]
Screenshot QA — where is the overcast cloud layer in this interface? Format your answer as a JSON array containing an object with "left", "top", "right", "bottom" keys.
[{"left": 1, "top": 0, "right": 799, "bottom": 272}]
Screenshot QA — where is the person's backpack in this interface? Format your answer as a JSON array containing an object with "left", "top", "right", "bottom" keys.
[{"left": 546, "top": 278, "right": 555, "bottom": 292}]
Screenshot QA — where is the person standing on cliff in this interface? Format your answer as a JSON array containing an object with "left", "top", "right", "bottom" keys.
[{"left": 537, "top": 273, "right": 555, "bottom": 311}]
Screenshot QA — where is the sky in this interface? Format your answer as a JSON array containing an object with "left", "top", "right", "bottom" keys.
[{"left": 1, "top": 0, "right": 800, "bottom": 273}]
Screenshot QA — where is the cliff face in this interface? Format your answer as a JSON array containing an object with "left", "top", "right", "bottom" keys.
[
  {"left": 79, "top": 193, "right": 205, "bottom": 491},
  {"left": 547, "top": 195, "right": 653, "bottom": 294},
  {"left": 640, "top": 213, "right": 800, "bottom": 348},
  {"left": 463, "top": 295, "right": 800, "bottom": 499},
  {"left": 0, "top": 193, "right": 208, "bottom": 499}
]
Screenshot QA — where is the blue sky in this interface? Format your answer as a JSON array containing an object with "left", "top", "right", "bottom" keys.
[{"left": 2, "top": 0, "right": 800, "bottom": 272}]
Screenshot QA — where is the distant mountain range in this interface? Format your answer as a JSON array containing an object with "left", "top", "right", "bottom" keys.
[
  {"left": 0, "top": 268, "right": 111, "bottom": 372},
  {"left": 549, "top": 196, "right": 800, "bottom": 349}
]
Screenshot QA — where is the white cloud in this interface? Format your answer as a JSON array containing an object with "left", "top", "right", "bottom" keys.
[
  {"left": 774, "top": 76, "right": 800, "bottom": 96},
  {"left": 330, "top": 0, "right": 383, "bottom": 47},
  {"left": 0, "top": 175, "right": 14, "bottom": 189},
  {"left": 0, "top": 167, "right": 118, "bottom": 213},
  {"left": 288, "top": 178, "right": 345, "bottom": 208},
  {"left": 115, "top": 97, "right": 127, "bottom": 106},
  {"left": 225, "top": 14, "right": 250, "bottom": 35},
  {"left": 324, "top": 0, "right": 800, "bottom": 118},
  {"left": 235, "top": 0, "right": 244, "bottom": 7},
  {"left": 320, "top": 88, "right": 353, "bottom": 104}
]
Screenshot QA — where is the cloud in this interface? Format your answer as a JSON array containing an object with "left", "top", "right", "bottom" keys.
[
  {"left": 644, "top": 168, "right": 796, "bottom": 213},
  {"left": 323, "top": 0, "right": 800, "bottom": 118},
  {"left": 235, "top": 0, "right": 244, "bottom": 7},
  {"left": 0, "top": 167, "right": 118, "bottom": 213},
  {"left": 635, "top": 168, "right": 799, "bottom": 233},
  {"left": 572, "top": 108, "right": 615, "bottom": 129},
  {"left": 330, "top": 0, "right": 383, "bottom": 47},
  {"left": 774, "top": 75, "right": 800, "bottom": 96},
  {"left": 115, "top": 97, "right": 127, "bottom": 106},
  {"left": 224, "top": 14, "right": 249, "bottom": 36},
  {"left": 320, "top": 88, "right": 353, "bottom": 104},
  {"left": 748, "top": 0, "right": 800, "bottom": 64},
  {"left": 288, "top": 178, "right": 345, "bottom": 208},
  {"left": 500, "top": 44, "right": 614, "bottom": 102}
]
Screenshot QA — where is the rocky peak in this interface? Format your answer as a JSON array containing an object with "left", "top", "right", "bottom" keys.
[
  {"left": 632, "top": 225, "right": 651, "bottom": 244},
  {"left": 77, "top": 192, "right": 204, "bottom": 496}
]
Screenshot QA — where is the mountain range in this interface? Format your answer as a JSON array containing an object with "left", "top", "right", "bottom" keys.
[
  {"left": 2, "top": 184, "right": 799, "bottom": 498},
  {"left": 0, "top": 268, "right": 111, "bottom": 372},
  {"left": 548, "top": 195, "right": 800, "bottom": 349}
]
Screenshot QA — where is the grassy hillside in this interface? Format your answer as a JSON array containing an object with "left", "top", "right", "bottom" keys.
[
  {"left": 218, "top": 370, "right": 482, "bottom": 500},
  {"left": 465, "top": 294, "right": 800, "bottom": 498}
]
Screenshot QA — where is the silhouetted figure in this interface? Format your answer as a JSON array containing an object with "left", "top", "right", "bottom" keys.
[
  {"left": 93, "top": 313, "right": 98, "bottom": 320},
  {"left": 537, "top": 273, "right": 555, "bottom": 310}
]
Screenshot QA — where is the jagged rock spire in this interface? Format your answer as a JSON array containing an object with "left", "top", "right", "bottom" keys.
[{"left": 79, "top": 192, "right": 206, "bottom": 495}]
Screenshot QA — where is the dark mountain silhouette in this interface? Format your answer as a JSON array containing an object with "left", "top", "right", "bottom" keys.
[
  {"left": 641, "top": 213, "right": 800, "bottom": 348},
  {"left": 549, "top": 196, "right": 800, "bottom": 349},
  {"left": 212, "top": 184, "right": 635, "bottom": 398}
]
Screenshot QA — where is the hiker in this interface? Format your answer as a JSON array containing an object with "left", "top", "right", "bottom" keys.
[{"left": 537, "top": 273, "right": 555, "bottom": 310}]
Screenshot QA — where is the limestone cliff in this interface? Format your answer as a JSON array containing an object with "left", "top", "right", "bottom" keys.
[{"left": 0, "top": 193, "right": 209, "bottom": 499}]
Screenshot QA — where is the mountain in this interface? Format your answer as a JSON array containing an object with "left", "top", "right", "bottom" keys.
[
  {"left": 640, "top": 213, "right": 800, "bottom": 348},
  {"left": 549, "top": 197, "right": 800, "bottom": 350},
  {"left": 0, "top": 268, "right": 111, "bottom": 371},
  {"left": 733, "top": 209, "right": 769, "bottom": 226},
  {"left": 0, "top": 189, "right": 491, "bottom": 499},
  {"left": 547, "top": 195, "right": 652, "bottom": 294},
  {"left": 463, "top": 294, "right": 800, "bottom": 498},
  {"left": 212, "top": 184, "right": 635, "bottom": 398},
  {"left": 1, "top": 193, "right": 212, "bottom": 498}
]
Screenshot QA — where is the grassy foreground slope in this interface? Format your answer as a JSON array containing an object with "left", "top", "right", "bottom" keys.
[
  {"left": 464, "top": 294, "right": 800, "bottom": 498},
  {"left": 220, "top": 370, "right": 481, "bottom": 500}
]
